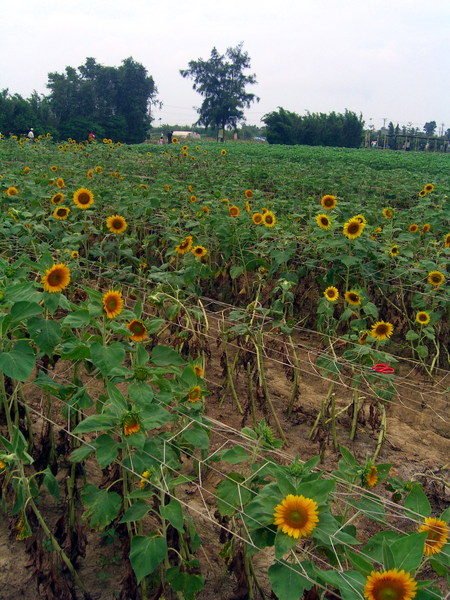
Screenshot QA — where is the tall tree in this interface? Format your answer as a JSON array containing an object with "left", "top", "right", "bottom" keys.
[
  {"left": 180, "top": 43, "right": 259, "bottom": 136},
  {"left": 423, "top": 121, "right": 437, "bottom": 136}
]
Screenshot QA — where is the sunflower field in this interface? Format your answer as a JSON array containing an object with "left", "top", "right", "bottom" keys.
[{"left": 0, "top": 133, "right": 449, "bottom": 600}]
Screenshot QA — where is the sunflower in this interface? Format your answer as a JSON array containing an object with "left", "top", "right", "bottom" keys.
[
  {"left": 86, "top": 169, "right": 94, "bottom": 178},
  {"left": 201, "top": 205, "right": 210, "bottom": 213},
  {"left": 273, "top": 494, "right": 319, "bottom": 539},
  {"left": 175, "top": 236, "right": 193, "bottom": 255},
  {"left": 188, "top": 385, "right": 202, "bottom": 402},
  {"left": 316, "top": 214, "right": 331, "bottom": 230},
  {"left": 344, "top": 290, "right": 361, "bottom": 306},
  {"left": 182, "top": 144, "right": 188, "bottom": 151},
  {"left": 106, "top": 215, "right": 128, "bottom": 234},
  {"left": 22, "top": 166, "right": 30, "bottom": 174},
  {"left": 138, "top": 469, "right": 151, "bottom": 489},
  {"left": 324, "top": 286, "right": 339, "bottom": 302},
  {"left": 252, "top": 212, "right": 263, "bottom": 225},
  {"left": 42, "top": 263, "right": 71, "bottom": 293},
  {"left": 415, "top": 311, "right": 430, "bottom": 326},
  {"left": 320, "top": 194, "right": 337, "bottom": 210},
  {"left": 364, "top": 465, "right": 378, "bottom": 488},
  {"left": 421, "top": 224, "right": 430, "bottom": 234},
  {"left": 51, "top": 192, "right": 64, "bottom": 205},
  {"left": 56, "top": 177, "right": 65, "bottom": 188},
  {"left": 245, "top": 200, "right": 251, "bottom": 212},
  {"left": 229, "top": 205, "right": 240, "bottom": 217},
  {"left": 220, "top": 149, "right": 227, "bottom": 156},
  {"left": 389, "top": 245, "right": 400, "bottom": 257},
  {"left": 193, "top": 365, "right": 204, "bottom": 377},
  {"left": 418, "top": 190, "right": 427, "bottom": 198},
  {"left": 52, "top": 206, "right": 70, "bottom": 220},
  {"left": 427, "top": 270, "right": 445, "bottom": 287},
  {"left": 262, "top": 211, "right": 276, "bottom": 227},
  {"left": 190, "top": 195, "right": 197, "bottom": 202},
  {"left": 444, "top": 233, "right": 450, "bottom": 248},
  {"left": 370, "top": 321, "right": 394, "bottom": 341},
  {"left": 382, "top": 208, "right": 394, "bottom": 219},
  {"left": 353, "top": 214, "right": 367, "bottom": 224},
  {"left": 94, "top": 165, "right": 102, "bottom": 173},
  {"left": 358, "top": 331, "right": 369, "bottom": 345},
  {"left": 6, "top": 187, "right": 19, "bottom": 196},
  {"left": 122, "top": 412, "right": 141, "bottom": 436},
  {"left": 164, "top": 184, "right": 171, "bottom": 191},
  {"left": 423, "top": 183, "right": 434, "bottom": 193},
  {"left": 418, "top": 517, "right": 448, "bottom": 556},
  {"left": 102, "top": 290, "right": 124, "bottom": 319},
  {"left": 192, "top": 245, "right": 207, "bottom": 258},
  {"left": 343, "top": 219, "right": 365, "bottom": 239},
  {"left": 188, "top": 185, "right": 194, "bottom": 193},
  {"left": 127, "top": 319, "right": 147, "bottom": 342},
  {"left": 408, "top": 224, "right": 419, "bottom": 233},
  {"left": 182, "top": 151, "right": 189, "bottom": 158},
  {"left": 73, "top": 187, "right": 94, "bottom": 209},
  {"left": 171, "top": 137, "right": 178, "bottom": 144},
  {"left": 50, "top": 165, "right": 58, "bottom": 172},
  {"left": 244, "top": 189, "right": 253, "bottom": 199},
  {"left": 364, "top": 569, "right": 417, "bottom": 600},
  {"left": 70, "top": 250, "right": 79, "bottom": 259}
]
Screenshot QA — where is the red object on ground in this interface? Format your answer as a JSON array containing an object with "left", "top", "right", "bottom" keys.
[{"left": 372, "top": 363, "right": 395, "bottom": 374}]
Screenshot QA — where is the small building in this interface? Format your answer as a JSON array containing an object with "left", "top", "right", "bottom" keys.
[{"left": 172, "top": 131, "right": 201, "bottom": 140}]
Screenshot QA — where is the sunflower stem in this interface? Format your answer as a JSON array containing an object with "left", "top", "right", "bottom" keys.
[
  {"left": 372, "top": 401, "right": 386, "bottom": 461},
  {"left": 286, "top": 335, "right": 301, "bottom": 417},
  {"left": 223, "top": 347, "right": 243, "bottom": 414}
]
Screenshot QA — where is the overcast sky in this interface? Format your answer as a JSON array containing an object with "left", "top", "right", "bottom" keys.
[{"left": 2, "top": 0, "right": 449, "bottom": 131}]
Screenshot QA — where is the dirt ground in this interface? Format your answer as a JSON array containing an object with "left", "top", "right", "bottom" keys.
[{"left": 0, "top": 309, "right": 448, "bottom": 600}]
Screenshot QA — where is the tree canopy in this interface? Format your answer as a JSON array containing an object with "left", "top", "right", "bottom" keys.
[
  {"left": 180, "top": 43, "right": 259, "bottom": 134},
  {"left": 262, "top": 108, "right": 364, "bottom": 148}
]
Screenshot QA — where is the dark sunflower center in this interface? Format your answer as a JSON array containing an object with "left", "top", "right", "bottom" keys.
[
  {"left": 57, "top": 209, "right": 66, "bottom": 216},
  {"left": 376, "top": 324, "right": 389, "bottom": 335},
  {"left": 287, "top": 507, "right": 307, "bottom": 527},
  {"left": 265, "top": 216, "right": 273, "bottom": 224},
  {"left": 106, "top": 298, "right": 118, "bottom": 310},
  {"left": 78, "top": 192, "right": 90, "bottom": 204},
  {"left": 418, "top": 313, "right": 427, "bottom": 322},
  {"left": 48, "top": 271, "right": 62, "bottom": 285},
  {"left": 349, "top": 293, "right": 359, "bottom": 302},
  {"left": 130, "top": 321, "right": 145, "bottom": 335},
  {"left": 431, "top": 275, "right": 441, "bottom": 283},
  {"left": 374, "top": 579, "right": 404, "bottom": 600},
  {"left": 348, "top": 222, "right": 360, "bottom": 234},
  {"left": 321, "top": 217, "right": 328, "bottom": 225},
  {"left": 112, "top": 219, "right": 123, "bottom": 229}
]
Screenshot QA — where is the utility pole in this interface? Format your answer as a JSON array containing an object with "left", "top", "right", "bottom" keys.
[{"left": 383, "top": 118, "right": 387, "bottom": 128}]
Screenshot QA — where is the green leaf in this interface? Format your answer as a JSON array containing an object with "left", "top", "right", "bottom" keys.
[
  {"left": 62, "top": 309, "right": 91, "bottom": 328},
  {"left": 90, "top": 342, "right": 125, "bottom": 376},
  {"left": 216, "top": 474, "right": 252, "bottom": 516},
  {"left": 405, "top": 330, "right": 419, "bottom": 341},
  {"left": 160, "top": 499, "right": 184, "bottom": 532},
  {"left": 73, "top": 414, "right": 117, "bottom": 434},
  {"left": 5, "top": 282, "right": 41, "bottom": 303},
  {"left": 119, "top": 500, "right": 150, "bottom": 523},
  {"left": 390, "top": 532, "right": 428, "bottom": 572},
  {"left": 129, "top": 536, "right": 167, "bottom": 583},
  {"left": 151, "top": 345, "right": 185, "bottom": 366},
  {"left": 268, "top": 561, "right": 314, "bottom": 600},
  {"left": 382, "top": 539, "right": 396, "bottom": 570},
  {"left": 27, "top": 317, "right": 62, "bottom": 354},
  {"left": 0, "top": 340, "right": 35, "bottom": 381},
  {"left": 106, "top": 381, "right": 128, "bottom": 412},
  {"left": 346, "top": 550, "right": 373, "bottom": 576},
  {"left": 128, "top": 382, "right": 154, "bottom": 405},
  {"left": 182, "top": 426, "right": 210, "bottom": 450},
  {"left": 404, "top": 484, "right": 431, "bottom": 518},
  {"left": 43, "top": 291, "right": 61, "bottom": 314},
  {"left": 230, "top": 265, "right": 244, "bottom": 279},
  {"left": 216, "top": 445, "right": 251, "bottom": 464},
  {"left": 274, "top": 527, "right": 299, "bottom": 558},
  {"left": 43, "top": 466, "right": 60, "bottom": 500},
  {"left": 339, "top": 446, "right": 358, "bottom": 467},
  {"left": 165, "top": 566, "right": 205, "bottom": 600},
  {"left": 9, "top": 301, "right": 43, "bottom": 323},
  {"left": 81, "top": 484, "right": 122, "bottom": 530},
  {"left": 416, "top": 345, "right": 429, "bottom": 358},
  {"left": 69, "top": 444, "right": 95, "bottom": 463},
  {"left": 363, "top": 302, "right": 379, "bottom": 318},
  {"left": 95, "top": 434, "right": 119, "bottom": 468}
]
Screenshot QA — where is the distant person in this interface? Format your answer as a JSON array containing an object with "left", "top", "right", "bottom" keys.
[
  {"left": 88, "top": 132, "right": 95, "bottom": 142},
  {"left": 27, "top": 128, "right": 34, "bottom": 141},
  {"left": 167, "top": 131, "right": 173, "bottom": 144},
  {"left": 159, "top": 133, "right": 164, "bottom": 144}
]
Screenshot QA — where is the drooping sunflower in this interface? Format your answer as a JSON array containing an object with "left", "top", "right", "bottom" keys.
[
  {"left": 320, "top": 194, "right": 337, "bottom": 210},
  {"left": 358, "top": 331, "right": 369, "bottom": 345},
  {"left": 164, "top": 184, "right": 171, "bottom": 191},
  {"left": 127, "top": 319, "right": 147, "bottom": 342},
  {"left": 188, "top": 385, "right": 202, "bottom": 402},
  {"left": 138, "top": 469, "right": 151, "bottom": 489},
  {"left": 51, "top": 192, "right": 64, "bottom": 205},
  {"left": 42, "top": 263, "right": 71, "bottom": 293},
  {"left": 52, "top": 206, "right": 70, "bottom": 220},
  {"left": 427, "top": 270, "right": 445, "bottom": 287},
  {"left": 364, "top": 465, "right": 378, "bottom": 488},
  {"left": 244, "top": 189, "right": 253, "bottom": 199},
  {"left": 106, "top": 215, "right": 128, "bottom": 234},
  {"left": 262, "top": 211, "right": 276, "bottom": 227},
  {"left": 193, "top": 365, "right": 204, "bottom": 377},
  {"left": 56, "top": 177, "right": 65, "bottom": 189},
  {"left": 273, "top": 494, "right": 319, "bottom": 539},
  {"left": 245, "top": 200, "right": 251, "bottom": 212},
  {"left": 418, "top": 517, "right": 449, "bottom": 556},
  {"left": 364, "top": 569, "right": 417, "bottom": 600},
  {"left": 408, "top": 224, "right": 419, "bottom": 233},
  {"left": 94, "top": 165, "right": 103, "bottom": 173},
  {"left": 421, "top": 223, "right": 430, "bottom": 234},
  {"left": 415, "top": 311, "right": 430, "bottom": 325},
  {"left": 102, "top": 290, "right": 124, "bottom": 319},
  {"left": 229, "top": 205, "right": 240, "bottom": 217},
  {"left": 315, "top": 214, "right": 331, "bottom": 230},
  {"left": 192, "top": 245, "right": 207, "bottom": 258},
  {"left": 252, "top": 213, "right": 263, "bottom": 225},
  {"left": 343, "top": 218, "right": 365, "bottom": 240},
  {"left": 175, "top": 236, "right": 193, "bottom": 255},
  {"left": 423, "top": 183, "right": 434, "bottom": 193},
  {"left": 370, "top": 321, "right": 394, "bottom": 341},
  {"left": 220, "top": 149, "right": 227, "bottom": 156},
  {"left": 389, "top": 245, "right": 400, "bottom": 257},
  {"left": 444, "top": 233, "right": 450, "bottom": 248},
  {"left": 121, "top": 411, "right": 141, "bottom": 436},
  {"left": 22, "top": 166, "right": 30, "bottom": 174},
  {"left": 382, "top": 208, "right": 394, "bottom": 219},
  {"left": 188, "top": 184, "right": 194, "bottom": 193},
  {"left": 73, "top": 187, "right": 94, "bottom": 209},
  {"left": 324, "top": 286, "right": 339, "bottom": 302},
  {"left": 6, "top": 187, "right": 19, "bottom": 197},
  {"left": 344, "top": 290, "right": 361, "bottom": 306},
  {"left": 86, "top": 169, "right": 94, "bottom": 178}
]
